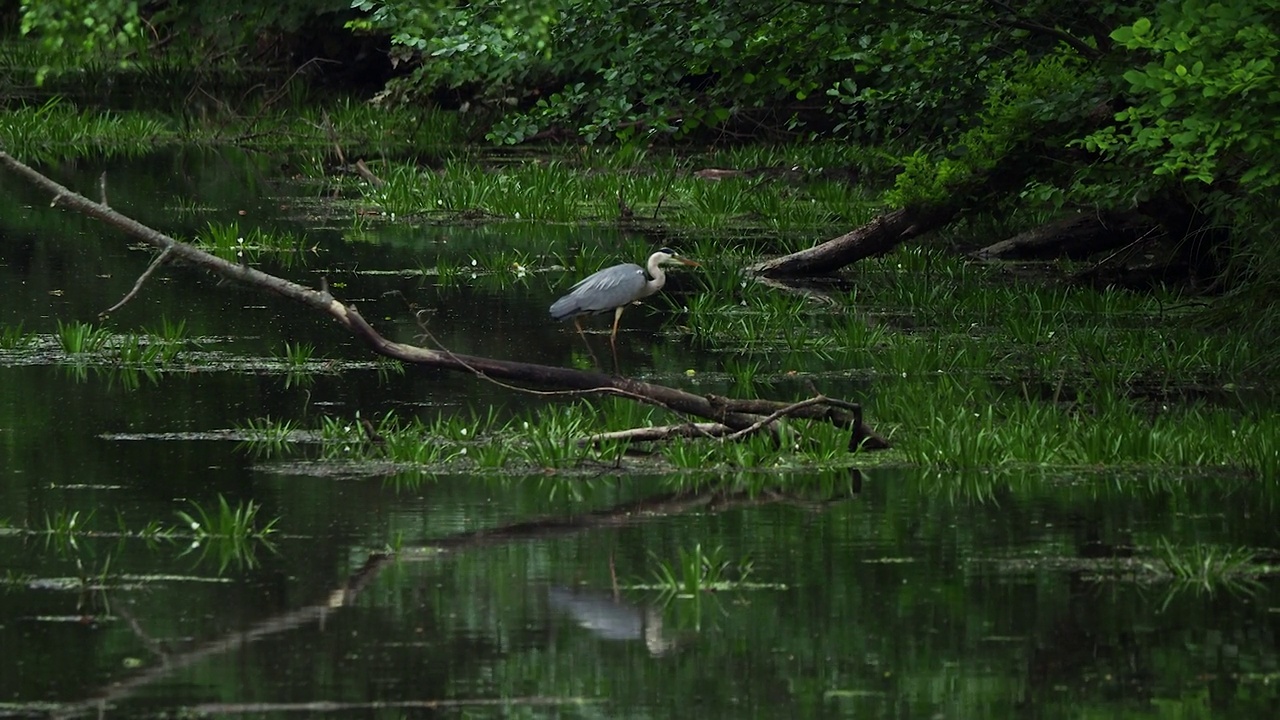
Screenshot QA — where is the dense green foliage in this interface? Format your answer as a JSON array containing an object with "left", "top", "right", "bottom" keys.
[
  {"left": 8, "top": 0, "right": 1280, "bottom": 321},
  {"left": 16, "top": 0, "right": 351, "bottom": 83},
  {"left": 1086, "top": 1, "right": 1279, "bottom": 192},
  {"left": 14, "top": 0, "right": 1276, "bottom": 201}
]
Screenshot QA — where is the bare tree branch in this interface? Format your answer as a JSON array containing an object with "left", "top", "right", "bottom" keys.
[{"left": 100, "top": 246, "right": 173, "bottom": 319}]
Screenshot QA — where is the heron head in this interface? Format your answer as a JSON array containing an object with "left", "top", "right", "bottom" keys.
[{"left": 655, "top": 247, "right": 700, "bottom": 267}]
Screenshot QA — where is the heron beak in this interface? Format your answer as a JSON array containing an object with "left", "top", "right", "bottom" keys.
[{"left": 676, "top": 257, "right": 701, "bottom": 267}]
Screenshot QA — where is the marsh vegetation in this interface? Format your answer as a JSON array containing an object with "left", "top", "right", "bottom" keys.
[{"left": 2, "top": 1, "right": 1278, "bottom": 716}]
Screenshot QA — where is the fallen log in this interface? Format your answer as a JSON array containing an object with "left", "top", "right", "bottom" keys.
[
  {"left": 0, "top": 150, "right": 888, "bottom": 450},
  {"left": 749, "top": 204, "right": 957, "bottom": 278},
  {"left": 971, "top": 210, "right": 1158, "bottom": 261}
]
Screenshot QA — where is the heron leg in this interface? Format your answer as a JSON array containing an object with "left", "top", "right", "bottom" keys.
[
  {"left": 574, "top": 316, "right": 600, "bottom": 368},
  {"left": 609, "top": 306, "right": 625, "bottom": 375}
]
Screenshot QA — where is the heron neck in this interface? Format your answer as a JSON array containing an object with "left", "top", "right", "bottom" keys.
[{"left": 645, "top": 260, "right": 667, "bottom": 296}]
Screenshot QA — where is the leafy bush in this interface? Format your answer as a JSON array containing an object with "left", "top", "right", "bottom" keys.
[{"left": 1084, "top": 0, "right": 1280, "bottom": 192}]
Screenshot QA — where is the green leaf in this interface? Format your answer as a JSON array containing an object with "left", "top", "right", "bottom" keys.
[
  {"left": 1123, "top": 69, "right": 1149, "bottom": 88},
  {"left": 1110, "top": 26, "right": 1135, "bottom": 43}
]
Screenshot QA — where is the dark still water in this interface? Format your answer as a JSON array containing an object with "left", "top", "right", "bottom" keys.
[{"left": 0, "top": 149, "right": 1276, "bottom": 718}]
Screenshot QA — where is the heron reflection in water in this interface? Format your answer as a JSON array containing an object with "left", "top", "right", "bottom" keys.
[
  {"left": 550, "top": 248, "right": 699, "bottom": 371},
  {"left": 546, "top": 586, "right": 676, "bottom": 656}
]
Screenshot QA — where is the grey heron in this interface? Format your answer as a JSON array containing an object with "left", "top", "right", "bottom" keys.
[{"left": 550, "top": 247, "right": 700, "bottom": 368}]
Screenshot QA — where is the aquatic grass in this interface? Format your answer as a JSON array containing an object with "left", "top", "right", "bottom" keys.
[
  {"left": 433, "top": 256, "right": 467, "bottom": 288},
  {"left": 143, "top": 316, "right": 189, "bottom": 364},
  {"left": 375, "top": 357, "right": 407, "bottom": 383},
  {"left": 805, "top": 179, "right": 877, "bottom": 225},
  {"left": 56, "top": 320, "right": 112, "bottom": 355},
  {"left": 363, "top": 160, "right": 596, "bottom": 221},
  {"left": 1002, "top": 307, "right": 1058, "bottom": 348},
  {"left": 669, "top": 178, "right": 752, "bottom": 227},
  {"left": 0, "top": 322, "right": 36, "bottom": 349},
  {"left": 593, "top": 397, "right": 663, "bottom": 432},
  {"left": 0, "top": 98, "right": 172, "bottom": 163},
  {"left": 429, "top": 411, "right": 488, "bottom": 444},
  {"left": 177, "top": 495, "right": 279, "bottom": 572},
  {"left": 237, "top": 417, "right": 299, "bottom": 457},
  {"left": 149, "top": 315, "right": 187, "bottom": 343},
  {"left": 587, "top": 437, "right": 630, "bottom": 468},
  {"left": 743, "top": 190, "right": 838, "bottom": 230},
  {"left": 278, "top": 342, "right": 317, "bottom": 371},
  {"left": 196, "top": 222, "right": 305, "bottom": 261},
  {"left": 469, "top": 248, "right": 536, "bottom": 290},
  {"left": 43, "top": 509, "right": 93, "bottom": 550},
  {"left": 886, "top": 381, "right": 1279, "bottom": 473},
  {"left": 111, "top": 334, "right": 166, "bottom": 366},
  {"left": 382, "top": 429, "right": 454, "bottom": 465},
  {"left": 665, "top": 438, "right": 717, "bottom": 469},
  {"left": 797, "top": 422, "right": 855, "bottom": 464},
  {"left": 293, "top": 101, "right": 469, "bottom": 155},
  {"left": 318, "top": 414, "right": 381, "bottom": 459},
  {"left": 177, "top": 495, "right": 278, "bottom": 542},
  {"left": 1154, "top": 539, "right": 1261, "bottom": 594},
  {"left": 901, "top": 405, "right": 1011, "bottom": 468},
  {"left": 106, "top": 365, "right": 161, "bottom": 391},
  {"left": 579, "top": 169, "right": 679, "bottom": 218},
  {"left": 277, "top": 342, "right": 320, "bottom": 388},
  {"left": 1236, "top": 426, "right": 1280, "bottom": 480},
  {"left": 721, "top": 431, "right": 787, "bottom": 469},
  {"left": 370, "top": 412, "right": 499, "bottom": 467},
  {"left": 364, "top": 165, "right": 438, "bottom": 217},
  {"left": 520, "top": 405, "right": 590, "bottom": 469},
  {"left": 576, "top": 142, "right": 652, "bottom": 171},
  {"left": 471, "top": 441, "right": 514, "bottom": 469},
  {"left": 836, "top": 311, "right": 888, "bottom": 351},
  {"left": 491, "top": 160, "right": 584, "bottom": 221},
  {"left": 724, "top": 357, "right": 768, "bottom": 397},
  {"left": 648, "top": 543, "right": 753, "bottom": 597},
  {"left": 687, "top": 255, "right": 749, "bottom": 303}
]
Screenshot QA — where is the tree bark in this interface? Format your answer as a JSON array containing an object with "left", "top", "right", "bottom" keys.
[
  {"left": 971, "top": 210, "right": 1158, "bottom": 261},
  {"left": 749, "top": 204, "right": 957, "bottom": 277},
  {"left": 0, "top": 150, "right": 888, "bottom": 450}
]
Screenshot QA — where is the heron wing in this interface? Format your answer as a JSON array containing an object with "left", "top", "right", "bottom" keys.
[{"left": 550, "top": 263, "right": 647, "bottom": 319}]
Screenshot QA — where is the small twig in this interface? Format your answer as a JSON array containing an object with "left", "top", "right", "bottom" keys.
[
  {"left": 408, "top": 307, "right": 660, "bottom": 406},
  {"left": 321, "top": 110, "right": 346, "bottom": 166},
  {"left": 114, "top": 602, "right": 170, "bottom": 662},
  {"left": 723, "top": 395, "right": 829, "bottom": 442},
  {"left": 98, "top": 172, "right": 109, "bottom": 207},
  {"left": 354, "top": 159, "right": 383, "bottom": 186},
  {"left": 579, "top": 422, "right": 733, "bottom": 446},
  {"left": 100, "top": 246, "right": 174, "bottom": 319}
]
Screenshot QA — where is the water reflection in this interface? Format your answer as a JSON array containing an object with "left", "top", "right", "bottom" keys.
[{"left": 547, "top": 585, "right": 676, "bottom": 656}]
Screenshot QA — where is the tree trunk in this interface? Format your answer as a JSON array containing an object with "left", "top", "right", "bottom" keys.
[
  {"left": 749, "top": 204, "right": 957, "bottom": 278},
  {"left": 971, "top": 210, "right": 1157, "bottom": 261}
]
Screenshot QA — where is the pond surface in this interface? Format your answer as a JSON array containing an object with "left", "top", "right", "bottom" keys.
[{"left": 1, "top": 150, "right": 1277, "bottom": 718}]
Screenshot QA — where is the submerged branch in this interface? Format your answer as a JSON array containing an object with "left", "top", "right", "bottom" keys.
[
  {"left": 0, "top": 150, "right": 887, "bottom": 448},
  {"left": 100, "top": 246, "right": 173, "bottom": 319}
]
